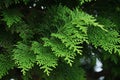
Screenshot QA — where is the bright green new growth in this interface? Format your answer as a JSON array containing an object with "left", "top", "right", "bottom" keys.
[
  {"left": 10, "top": 5, "right": 104, "bottom": 76},
  {"left": 13, "top": 42, "right": 36, "bottom": 75},
  {"left": 31, "top": 41, "right": 58, "bottom": 75}
]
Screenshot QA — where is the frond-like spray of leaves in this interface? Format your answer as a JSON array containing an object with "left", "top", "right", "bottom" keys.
[
  {"left": 42, "top": 38, "right": 75, "bottom": 66},
  {"left": 2, "top": 9, "right": 23, "bottom": 27},
  {"left": 42, "top": 5, "right": 104, "bottom": 66},
  {"left": 13, "top": 42, "right": 36, "bottom": 75},
  {"left": 88, "top": 18, "right": 120, "bottom": 54},
  {"left": 31, "top": 41, "right": 58, "bottom": 75}
]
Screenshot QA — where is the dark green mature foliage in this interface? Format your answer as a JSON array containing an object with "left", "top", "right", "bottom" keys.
[{"left": 0, "top": 0, "right": 120, "bottom": 80}]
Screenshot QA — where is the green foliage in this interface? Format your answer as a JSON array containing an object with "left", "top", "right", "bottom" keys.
[
  {"left": 12, "top": 22, "right": 34, "bottom": 41},
  {"left": 41, "top": 5, "right": 104, "bottom": 66},
  {"left": 0, "top": 29, "right": 14, "bottom": 49},
  {"left": 45, "top": 58, "right": 86, "bottom": 80},
  {"left": 31, "top": 41, "right": 58, "bottom": 75},
  {"left": 0, "top": 54, "right": 14, "bottom": 78},
  {"left": 80, "top": 0, "right": 93, "bottom": 4},
  {"left": 0, "top": 0, "right": 30, "bottom": 7},
  {"left": 13, "top": 42, "right": 36, "bottom": 75},
  {"left": 88, "top": 18, "right": 120, "bottom": 54},
  {"left": 0, "top": 0, "right": 120, "bottom": 80},
  {"left": 43, "top": 38, "right": 75, "bottom": 66},
  {"left": 2, "top": 9, "right": 23, "bottom": 27}
]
